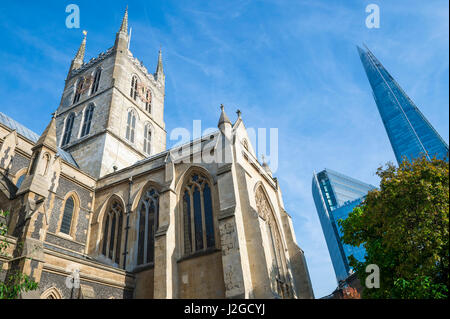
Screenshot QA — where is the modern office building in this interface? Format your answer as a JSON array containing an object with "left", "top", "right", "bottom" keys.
[
  {"left": 357, "top": 45, "right": 449, "bottom": 164},
  {"left": 312, "top": 169, "right": 376, "bottom": 282}
]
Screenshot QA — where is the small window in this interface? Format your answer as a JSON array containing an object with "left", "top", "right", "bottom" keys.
[
  {"left": 42, "top": 153, "right": 51, "bottom": 175},
  {"left": 143, "top": 124, "right": 152, "bottom": 155},
  {"left": 126, "top": 110, "right": 136, "bottom": 143},
  {"left": 91, "top": 68, "right": 102, "bottom": 94},
  {"left": 16, "top": 174, "right": 26, "bottom": 188},
  {"left": 81, "top": 105, "right": 94, "bottom": 137},
  {"left": 62, "top": 113, "right": 75, "bottom": 146},
  {"left": 130, "top": 76, "right": 138, "bottom": 101},
  {"left": 145, "top": 90, "right": 152, "bottom": 113},
  {"left": 73, "top": 77, "right": 84, "bottom": 104},
  {"left": 60, "top": 196, "right": 75, "bottom": 235}
]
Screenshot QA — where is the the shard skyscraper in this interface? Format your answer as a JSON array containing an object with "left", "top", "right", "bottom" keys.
[{"left": 358, "top": 45, "right": 449, "bottom": 164}]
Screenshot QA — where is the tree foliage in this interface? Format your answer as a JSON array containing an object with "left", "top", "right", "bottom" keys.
[
  {"left": 339, "top": 155, "right": 449, "bottom": 299},
  {"left": 0, "top": 210, "right": 38, "bottom": 299}
]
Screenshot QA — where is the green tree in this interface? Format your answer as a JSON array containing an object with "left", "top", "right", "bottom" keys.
[
  {"left": 339, "top": 155, "right": 449, "bottom": 299},
  {"left": 0, "top": 210, "right": 38, "bottom": 299}
]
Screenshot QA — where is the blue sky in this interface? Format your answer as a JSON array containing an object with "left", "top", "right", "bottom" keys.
[{"left": 0, "top": 0, "right": 448, "bottom": 298}]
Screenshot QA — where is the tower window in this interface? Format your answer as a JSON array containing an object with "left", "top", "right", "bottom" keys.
[
  {"left": 126, "top": 110, "right": 136, "bottom": 143},
  {"left": 145, "top": 90, "right": 152, "bottom": 113},
  {"left": 101, "top": 199, "right": 124, "bottom": 266},
  {"left": 182, "top": 173, "right": 215, "bottom": 255},
  {"left": 91, "top": 68, "right": 102, "bottom": 95},
  {"left": 81, "top": 105, "right": 94, "bottom": 137},
  {"left": 130, "top": 76, "right": 138, "bottom": 101},
  {"left": 137, "top": 189, "right": 159, "bottom": 265},
  {"left": 143, "top": 124, "right": 152, "bottom": 155},
  {"left": 73, "top": 77, "right": 84, "bottom": 104},
  {"left": 62, "top": 113, "right": 75, "bottom": 146},
  {"left": 60, "top": 196, "right": 75, "bottom": 235}
]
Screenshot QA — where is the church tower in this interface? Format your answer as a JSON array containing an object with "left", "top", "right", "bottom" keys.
[{"left": 55, "top": 7, "right": 166, "bottom": 178}]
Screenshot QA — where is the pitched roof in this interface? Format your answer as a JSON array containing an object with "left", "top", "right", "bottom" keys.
[{"left": 0, "top": 112, "right": 79, "bottom": 168}]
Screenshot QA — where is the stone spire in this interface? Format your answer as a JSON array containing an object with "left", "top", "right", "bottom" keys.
[
  {"left": 74, "top": 31, "right": 87, "bottom": 62},
  {"left": 67, "top": 32, "right": 87, "bottom": 76},
  {"left": 119, "top": 5, "right": 129, "bottom": 34},
  {"left": 218, "top": 104, "right": 232, "bottom": 127},
  {"left": 218, "top": 104, "right": 232, "bottom": 138},
  {"left": 34, "top": 114, "right": 57, "bottom": 152},
  {"left": 155, "top": 47, "right": 164, "bottom": 81},
  {"left": 114, "top": 6, "right": 129, "bottom": 51}
]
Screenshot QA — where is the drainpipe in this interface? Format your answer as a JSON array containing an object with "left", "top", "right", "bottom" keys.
[{"left": 123, "top": 176, "right": 133, "bottom": 269}]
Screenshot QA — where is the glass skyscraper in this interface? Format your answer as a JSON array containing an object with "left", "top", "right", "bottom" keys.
[
  {"left": 358, "top": 45, "right": 449, "bottom": 164},
  {"left": 312, "top": 169, "right": 376, "bottom": 283}
]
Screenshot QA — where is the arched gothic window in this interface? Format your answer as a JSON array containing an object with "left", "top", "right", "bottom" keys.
[
  {"left": 15, "top": 173, "right": 26, "bottom": 189},
  {"left": 62, "top": 113, "right": 75, "bottom": 146},
  {"left": 73, "top": 77, "right": 84, "bottom": 104},
  {"left": 41, "top": 287, "right": 62, "bottom": 299},
  {"left": 91, "top": 68, "right": 102, "bottom": 94},
  {"left": 60, "top": 196, "right": 75, "bottom": 235},
  {"left": 255, "top": 186, "right": 292, "bottom": 298},
  {"left": 81, "top": 105, "right": 94, "bottom": 137},
  {"left": 143, "top": 124, "right": 152, "bottom": 155},
  {"left": 145, "top": 90, "right": 152, "bottom": 113},
  {"left": 125, "top": 110, "right": 136, "bottom": 143},
  {"left": 137, "top": 189, "right": 159, "bottom": 265},
  {"left": 42, "top": 153, "right": 51, "bottom": 175},
  {"left": 101, "top": 199, "right": 124, "bottom": 266},
  {"left": 182, "top": 174, "right": 215, "bottom": 255},
  {"left": 130, "top": 76, "right": 138, "bottom": 101}
]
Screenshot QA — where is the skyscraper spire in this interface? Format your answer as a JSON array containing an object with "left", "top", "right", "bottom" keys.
[
  {"left": 358, "top": 45, "right": 449, "bottom": 164},
  {"left": 119, "top": 5, "right": 129, "bottom": 34}
]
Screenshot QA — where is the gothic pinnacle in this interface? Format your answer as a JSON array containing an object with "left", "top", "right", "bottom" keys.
[
  {"left": 119, "top": 5, "right": 129, "bottom": 34},
  {"left": 74, "top": 31, "right": 87, "bottom": 62}
]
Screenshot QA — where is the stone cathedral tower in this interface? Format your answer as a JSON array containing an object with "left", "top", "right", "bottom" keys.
[{"left": 56, "top": 8, "right": 166, "bottom": 178}]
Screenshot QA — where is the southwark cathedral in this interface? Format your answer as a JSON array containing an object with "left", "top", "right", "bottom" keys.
[{"left": 0, "top": 9, "right": 314, "bottom": 299}]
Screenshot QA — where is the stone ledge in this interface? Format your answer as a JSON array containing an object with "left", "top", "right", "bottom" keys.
[
  {"left": 177, "top": 247, "right": 221, "bottom": 263},
  {"left": 218, "top": 206, "right": 236, "bottom": 220}
]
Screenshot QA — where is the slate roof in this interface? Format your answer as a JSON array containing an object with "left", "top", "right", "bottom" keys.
[{"left": 0, "top": 112, "right": 79, "bottom": 168}]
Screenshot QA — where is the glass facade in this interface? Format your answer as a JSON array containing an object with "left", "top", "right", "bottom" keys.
[
  {"left": 358, "top": 45, "right": 449, "bottom": 164},
  {"left": 312, "top": 169, "right": 376, "bottom": 283}
]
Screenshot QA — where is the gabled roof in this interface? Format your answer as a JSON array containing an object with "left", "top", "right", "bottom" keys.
[{"left": 0, "top": 112, "right": 79, "bottom": 168}]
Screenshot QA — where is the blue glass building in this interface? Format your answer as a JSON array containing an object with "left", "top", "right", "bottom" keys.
[
  {"left": 358, "top": 45, "right": 449, "bottom": 164},
  {"left": 312, "top": 169, "right": 376, "bottom": 283}
]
